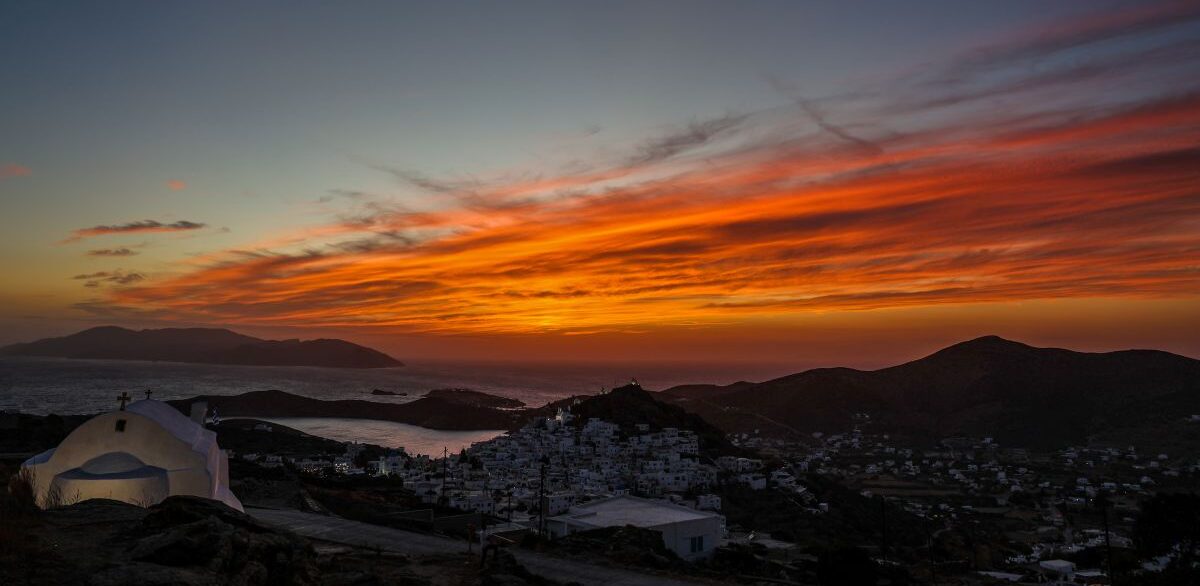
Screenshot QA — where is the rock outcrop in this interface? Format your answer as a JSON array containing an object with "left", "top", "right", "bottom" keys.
[{"left": 1, "top": 496, "right": 319, "bottom": 586}]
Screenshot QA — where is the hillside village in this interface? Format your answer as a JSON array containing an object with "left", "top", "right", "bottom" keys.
[
  {"left": 4, "top": 341, "right": 1200, "bottom": 585},
  {"left": 214, "top": 381, "right": 1200, "bottom": 585}
]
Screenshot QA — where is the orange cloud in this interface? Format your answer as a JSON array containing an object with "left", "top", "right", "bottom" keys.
[
  {"left": 167, "top": 179, "right": 187, "bottom": 191},
  {"left": 105, "top": 89, "right": 1200, "bottom": 335},
  {"left": 1, "top": 163, "right": 31, "bottom": 180},
  {"left": 97, "top": 2, "right": 1200, "bottom": 340}
]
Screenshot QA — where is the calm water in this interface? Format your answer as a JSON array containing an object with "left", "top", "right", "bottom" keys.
[
  {"left": 0, "top": 355, "right": 796, "bottom": 416},
  {"left": 232, "top": 417, "right": 505, "bottom": 456}
]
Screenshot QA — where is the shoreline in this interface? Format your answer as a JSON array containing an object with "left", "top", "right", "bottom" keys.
[
  {"left": 167, "top": 389, "right": 540, "bottom": 432},
  {"left": 228, "top": 416, "right": 505, "bottom": 456},
  {"left": 0, "top": 408, "right": 505, "bottom": 462}
]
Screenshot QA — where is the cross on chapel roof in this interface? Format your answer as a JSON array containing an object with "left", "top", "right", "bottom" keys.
[{"left": 117, "top": 391, "right": 131, "bottom": 411}]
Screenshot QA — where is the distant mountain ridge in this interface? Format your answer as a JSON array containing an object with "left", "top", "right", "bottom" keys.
[
  {"left": 658, "top": 336, "right": 1200, "bottom": 449},
  {"left": 1, "top": 325, "right": 403, "bottom": 369}
]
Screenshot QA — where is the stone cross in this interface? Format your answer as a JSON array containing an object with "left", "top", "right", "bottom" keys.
[
  {"left": 145, "top": 389, "right": 153, "bottom": 400},
  {"left": 117, "top": 391, "right": 131, "bottom": 411}
]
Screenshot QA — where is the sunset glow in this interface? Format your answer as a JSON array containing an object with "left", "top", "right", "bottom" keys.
[{"left": 3, "top": 1, "right": 1199, "bottom": 363}]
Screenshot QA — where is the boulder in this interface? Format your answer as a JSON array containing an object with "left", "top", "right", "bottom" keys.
[{"left": 130, "top": 496, "right": 320, "bottom": 584}]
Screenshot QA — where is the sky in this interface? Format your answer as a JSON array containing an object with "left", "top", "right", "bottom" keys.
[{"left": 1, "top": 0, "right": 1199, "bottom": 367}]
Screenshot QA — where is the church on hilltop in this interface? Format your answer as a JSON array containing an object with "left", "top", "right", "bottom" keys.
[{"left": 21, "top": 393, "right": 242, "bottom": 511}]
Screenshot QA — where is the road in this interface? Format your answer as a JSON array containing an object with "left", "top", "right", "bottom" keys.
[{"left": 250, "top": 507, "right": 709, "bottom": 586}]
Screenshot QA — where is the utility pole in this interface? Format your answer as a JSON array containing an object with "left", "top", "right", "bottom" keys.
[
  {"left": 562, "top": 451, "right": 568, "bottom": 491},
  {"left": 1098, "top": 494, "right": 1115, "bottom": 585},
  {"left": 927, "top": 515, "right": 937, "bottom": 585},
  {"left": 965, "top": 521, "right": 978, "bottom": 570},
  {"left": 630, "top": 448, "right": 638, "bottom": 497},
  {"left": 879, "top": 495, "right": 888, "bottom": 562},
  {"left": 537, "top": 459, "right": 548, "bottom": 537},
  {"left": 440, "top": 446, "right": 448, "bottom": 506}
]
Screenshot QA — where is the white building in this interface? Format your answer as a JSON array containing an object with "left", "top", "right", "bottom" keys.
[
  {"left": 544, "top": 491, "right": 575, "bottom": 515},
  {"left": 375, "top": 455, "right": 407, "bottom": 476},
  {"left": 450, "top": 491, "right": 497, "bottom": 514},
  {"left": 696, "top": 493, "right": 722, "bottom": 511},
  {"left": 1038, "top": 559, "right": 1075, "bottom": 582},
  {"left": 546, "top": 495, "right": 724, "bottom": 560},
  {"left": 21, "top": 399, "right": 242, "bottom": 511},
  {"left": 738, "top": 472, "right": 767, "bottom": 490}
]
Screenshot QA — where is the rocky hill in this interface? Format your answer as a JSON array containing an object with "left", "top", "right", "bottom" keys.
[
  {"left": 425, "top": 387, "right": 526, "bottom": 409},
  {"left": 659, "top": 336, "right": 1200, "bottom": 449},
  {"left": 542, "top": 383, "right": 745, "bottom": 456},
  {"left": 1, "top": 326, "right": 403, "bottom": 369},
  {"left": 0, "top": 496, "right": 320, "bottom": 585}
]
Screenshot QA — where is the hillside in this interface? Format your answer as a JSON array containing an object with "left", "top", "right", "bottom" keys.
[
  {"left": 542, "top": 383, "right": 745, "bottom": 457},
  {"left": 659, "top": 336, "right": 1200, "bottom": 449},
  {"left": 1, "top": 325, "right": 403, "bottom": 369},
  {"left": 168, "top": 385, "right": 738, "bottom": 445}
]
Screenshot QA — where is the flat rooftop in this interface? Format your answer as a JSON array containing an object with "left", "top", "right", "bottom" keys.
[{"left": 562, "top": 496, "right": 718, "bottom": 528}]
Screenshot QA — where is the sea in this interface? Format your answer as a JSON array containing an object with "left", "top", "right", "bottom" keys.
[{"left": 0, "top": 356, "right": 795, "bottom": 455}]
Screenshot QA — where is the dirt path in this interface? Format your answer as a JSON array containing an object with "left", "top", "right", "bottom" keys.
[{"left": 249, "top": 507, "right": 712, "bottom": 586}]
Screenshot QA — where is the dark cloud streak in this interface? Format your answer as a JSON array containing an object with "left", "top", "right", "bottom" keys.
[
  {"left": 71, "top": 270, "right": 146, "bottom": 288},
  {"left": 931, "top": 0, "right": 1200, "bottom": 86},
  {"left": 86, "top": 247, "right": 139, "bottom": 257},
  {"left": 63, "top": 219, "right": 208, "bottom": 243},
  {"left": 628, "top": 113, "right": 746, "bottom": 165}
]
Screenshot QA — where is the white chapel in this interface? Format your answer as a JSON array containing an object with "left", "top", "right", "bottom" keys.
[{"left": 21, "top": 395, "right": 242, "bottom": 511}]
